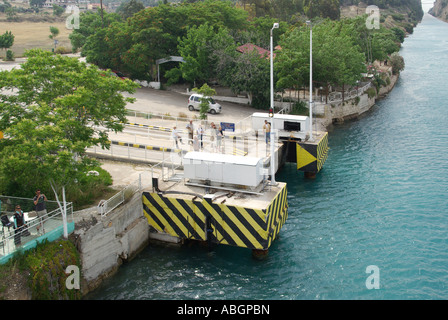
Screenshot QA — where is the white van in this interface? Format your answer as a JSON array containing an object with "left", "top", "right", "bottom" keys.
[{"left": 187, "top": 94, "right": 222, "bottom": 114}]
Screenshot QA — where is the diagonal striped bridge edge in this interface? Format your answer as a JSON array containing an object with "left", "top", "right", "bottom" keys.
[{"left": 142, "top": 183, "right": 288, "bottom": 251}]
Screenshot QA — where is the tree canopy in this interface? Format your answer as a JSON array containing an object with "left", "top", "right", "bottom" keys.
[
  {"left": 72, "top": 0, "right": 409, "bottom": 108},
  {"left": 0, "top": 49, "right": 138, "bottom": 197},
  {"left": 0, "top": 30, "right": 14, "bottom": 53}
]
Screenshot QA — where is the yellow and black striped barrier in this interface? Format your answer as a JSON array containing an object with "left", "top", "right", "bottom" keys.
[
  {"left": 142, "top": 184, "right": 288, "bottom": 251},
  {"left": 296, "top": 132, "right": 329, "bottom": 174},
  {"left": 110, "top": 140, "right": 185, "bottom": 154}
]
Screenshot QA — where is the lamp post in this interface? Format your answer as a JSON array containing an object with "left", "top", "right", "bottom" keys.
[
  {"left": 270, "top": 22, "right": 279, "bottom": 186},
  {"left": 306, "top": 20, "right": 314, "bottom": 141}
]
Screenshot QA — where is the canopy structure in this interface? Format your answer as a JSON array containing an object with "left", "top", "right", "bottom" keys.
[{"left": 156, "top": 56, "right": 185, "bottom": 82}]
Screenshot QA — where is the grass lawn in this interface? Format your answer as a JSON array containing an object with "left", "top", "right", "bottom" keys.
[{"left": 0, "top": 19, "right": 73, "bottom": 58}]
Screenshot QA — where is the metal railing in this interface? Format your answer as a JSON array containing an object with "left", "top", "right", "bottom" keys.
[
  {"left": 327, "top": 82, "right": 372, "bottom": 103},
  {"left": 1, "top": 202, "right": 74, "bottom": 259},
  {"left": 126, "top": 109, "right": 193, "bottom": 127},
  {"left": 1, "top": 195, "right": 60, "bottom": 215},
  {"left": 97, "top": 171, "right": 153, "bottom": 217}
]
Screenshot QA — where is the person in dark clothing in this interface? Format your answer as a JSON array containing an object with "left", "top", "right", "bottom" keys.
[
  {"left": 33, "top": 189, "right": 47, "bottom": 234},
  {"left": 13, "top": 205, "right": 27, "bottom": 246}
]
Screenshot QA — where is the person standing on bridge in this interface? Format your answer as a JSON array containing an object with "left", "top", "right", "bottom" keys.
[
  {"left": 193, "top": 136, "right": 200, "bottom": 152},
  {"left": 263, "top": 120, "right": 271, "bottom": 144},
  {"left": 13, "top": 205, "right": 29, "bottom": 246},
  {"left": 33, "top": 189, "right": 47, "bottom": 235},
  {"left": 216, "top": 125, "right": 223, "bottom": 153},
  {"left": 209, "top": 123, "right": 216, "bottom": 151},
  {"left": 196, "top": 124, "right": 204, "bottom": 149},
  {"left": 186, "top": 120, "right": 194, "bottom": 145},
  {"left": 172, "top": 126, "right": 182, "bottom": 149}
]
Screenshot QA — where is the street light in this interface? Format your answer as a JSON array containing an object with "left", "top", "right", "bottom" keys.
[
  {"left": 306, "top": 20, "right": 314, "bottom": 141},
  {"left": 270, "top": 23, "right": 279, "bottom": 113},
  {"left": 270, "top": 22, "right": 279, "bottom": 186}
]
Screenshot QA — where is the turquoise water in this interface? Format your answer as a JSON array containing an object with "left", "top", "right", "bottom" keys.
[{"left": 87, "top": 13, "right": 448, "bottom": 300}]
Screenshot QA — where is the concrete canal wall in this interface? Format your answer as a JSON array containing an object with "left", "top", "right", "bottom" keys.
[{"left": 72, "top": 192, "right": 149, "bottom": 295}]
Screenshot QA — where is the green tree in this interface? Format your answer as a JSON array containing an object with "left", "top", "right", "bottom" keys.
[
  {"left": 389, "top": 52, "right": 405, "bottom": 75},
  {"left": 192, "top": 83, "right": 216, "bottom": 120},
  {"left": 83, "top": 21, "right": 133, "bottom": 75},
  {"left": 0, "top": 30, "right": 14, "bottom": 58},
  {"left": 49, "top": 26, "right": 59, "bottom": 40},
  {"left": 52, "top": 4, "right": 64, "bottom": 17},
  {"left": 5, "top": 6, "right": 17, "bottom": 21},
  {"left": 0, "top": 1, "right": 12, "bottom": 13},
  {"left": 219, "top": 48, "right": 271, "bottom": 108},
  {"left": 171, "top": 23, "right": 236, "bottom": 86},
  {"left": 49, "top": 26, "right": 59, "bottom": 50},
  {"left": 276, "top": 19, "right": 366, "bottom": 101},
  {"left": 317, "top": 0, "right": 340, "bottom": 20},
  {"left": 0, "top": 49, "right": 138, "bottom": 199},
  {"left": 116, "top": 0, "right": 145, "bottom": 19},
  {"left": 69, "top": 10, "right": 122, "bottom": 52},
  {"left": 85, "top": 0, "right": 249, "bottom": 80}
]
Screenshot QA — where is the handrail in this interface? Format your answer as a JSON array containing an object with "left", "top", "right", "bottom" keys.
[
  {"left": 1, "top": 203, "right": 74, "bottom": 259},
  {"left": 328, "top": 82, "right": 372, "bottom": 103}
]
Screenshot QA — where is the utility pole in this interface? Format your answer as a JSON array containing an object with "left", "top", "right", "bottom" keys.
[
  {"left": 270, "top": 22, "right": 279, "bottom": 186},
  {"left": 306, "top": 20, "right": 314, "bottom": 142}
]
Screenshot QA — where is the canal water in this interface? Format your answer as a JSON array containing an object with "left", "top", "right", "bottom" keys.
[{"left": 86, "top": 12, "right": 448, "bottom": 300}]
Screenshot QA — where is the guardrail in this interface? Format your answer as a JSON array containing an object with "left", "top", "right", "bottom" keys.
[
  {"left": 328, "top": 82, "right": 372, "bottom": 103},
  {"left": 1, "top": 202, "right": 74, "bottom": 260},
  {"left": 97, "top": 171, "right": 153, "bottom": 217},
  {"left": 126, "top": 109, "right": 193, "bottom": 126}
]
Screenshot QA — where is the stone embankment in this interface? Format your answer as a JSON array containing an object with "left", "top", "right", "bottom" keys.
[
  {"left": 312, "top": 63, "right": 399, "bottom": 131},
  {"left": 71, "top": 192, "right": 149, "bottom": 296}
]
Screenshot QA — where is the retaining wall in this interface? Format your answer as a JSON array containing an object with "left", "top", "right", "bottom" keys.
[
  {"left": 72, "top": 192, "right": 149, "bottom": 295},
  {"left": 316, "top": 74, "right": 399, "bottom": 129}
]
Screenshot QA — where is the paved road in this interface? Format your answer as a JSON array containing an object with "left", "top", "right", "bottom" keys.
[
  {"left": 1, "top": 58, "right": 260, "bottom": 124},
  {"left": 124, "top": 86, "right": 258, "bottom": 124},
  {"left": 1, "top": 58, "right": 271, "bottom": 163}
]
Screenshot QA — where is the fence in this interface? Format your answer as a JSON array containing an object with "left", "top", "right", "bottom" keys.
[
  {"left": 97, "top": 171, "right": 153, "bottom": 217},
  {"left": 327, "top": 82, "right": 372, "bottom": 103},
  {"left": 126, "top": 109, "right": 193, "bottom": 127},
  {"left": 1, "top": 199, "right": 74, "bottom": 261},
  {"left": 1, "top": 195, "right": 60, "bottom": 215}
]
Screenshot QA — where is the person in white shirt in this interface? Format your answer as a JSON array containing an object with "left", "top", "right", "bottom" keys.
[
  {"left": 172, "top": 126, "right": 182, "bottom": 148},
  {"left": 196, "top": 125, "right": 204, "bottom": 149}
]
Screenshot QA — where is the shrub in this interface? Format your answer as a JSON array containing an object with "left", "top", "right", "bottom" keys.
[
  {"left": 66, "top": 166, "right": 113, "bottom": 209},
  {"left": 55, "top": 46, "right": 71, "bottom": 55},
  {"left": 290, "top": 100, "right": 308, "bottom": 116},
  {"left": 389, "top": 52, "right": 405, "bottom": 75},
  {"left": 178, "top": 112, "right": 188, "bottom": 119},
  {"left": 3, "top": 239, "right": 82, "bottom": 300},
  {"left": 391, "top": 13, "right": 404, "bottom": 21},
  {"left": 5, "top": 49, "right": 14, "bottom": 61},
  {"left": 366, "top": 87, "right": 377, "bottom": 99}
]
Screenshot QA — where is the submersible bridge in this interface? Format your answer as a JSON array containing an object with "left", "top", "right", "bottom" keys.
[{"left": 136, "top": 112, "right": 329, "bottom": 257}]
